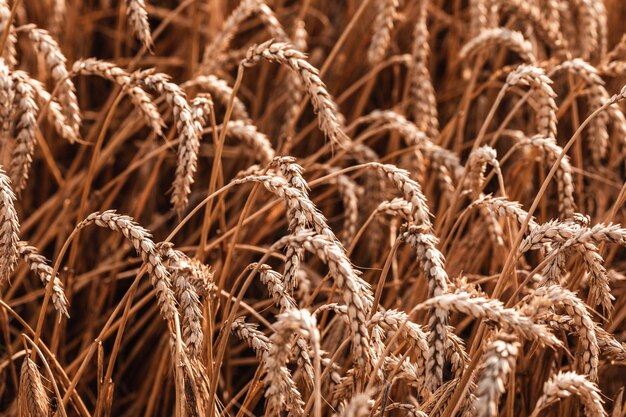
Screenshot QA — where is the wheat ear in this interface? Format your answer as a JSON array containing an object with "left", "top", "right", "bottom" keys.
[
  {"left": 402, "top": 225, "right": 449, "bottom": 390},
  {"left": 416, "top": 292, "right": 561, "bottom": 347},
  {"left": 242, "top": 40, "right": 351, "bottom": 149},
  {"left": 367, "top": 0, "right": 399, "bottom": 65},
  {"left": 134, "top": 70, "right": 202, "bottom": 213},
  {"left": 408, "top": 1, "right": 439, "bottom": 139},
  {"left": 72, "top": 58, "right": 164, "bottom": 135},
  {"left": 0, "top": 166, "right": 19, "bottom": 284},
  {"left": 521, "top": 285, "right": 599, "bottom": 381},
  {"left": 126, "top": 0, "right": 153, "bottom": 49},
  {"left": 78, "top": 211, "right": 180, "bottom": 341},
  {"left": 18, "top": 358, "right": 49, "bottom": 417},
  {"left": 460, "top": 28, "right": 537, "bottom": 64},
  {"left": 18, "top": 241, "right": 69, "bottom": 319},
  {"left": 21, "top": 24, "right": 81, "bottom": 139},
  {"left": 0, "top": 0, "right": 16, "bottom": 67},
  {"left": 264, "top": 309, "right": 319, "bottom": 416},
  {"left": 530, "top": 372, "right": 606, "bottom": 417},
  {"left": 474, "top": 332, "right": 519, "bottom": 417},
  {"left": 157, "top": 244, "right": 205, "bottom": 358},
  {"left": 273, "top": 232, "right": 374, "bottom": 371},
  {"left": 8, "top": 71, "right": 38, "bottom": 194},
  {"left": 183, "top": 74, "right": 250, "bottom": 120},
  {"left": 24, "top": 75, "right": 78, "bottom": 143}
]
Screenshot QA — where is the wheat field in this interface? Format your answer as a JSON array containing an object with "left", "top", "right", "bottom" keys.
[{"left": 0, "top": 0, "right": 625, "bottom": 416}]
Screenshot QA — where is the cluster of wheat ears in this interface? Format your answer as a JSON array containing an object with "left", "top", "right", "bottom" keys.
[{"left": 2, "top": 0, "right": 626, "bottom": 416}]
